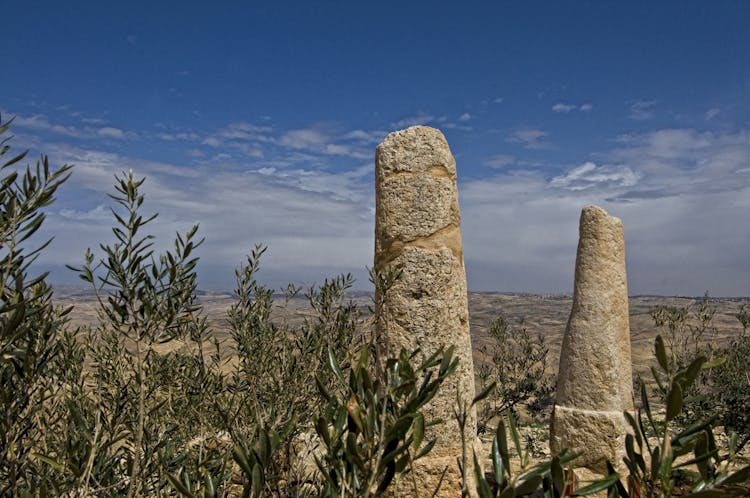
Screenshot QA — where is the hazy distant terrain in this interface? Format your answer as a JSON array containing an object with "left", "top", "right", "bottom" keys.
[{"left": 55, "top": 288, "right": 748, "bottom": 379}]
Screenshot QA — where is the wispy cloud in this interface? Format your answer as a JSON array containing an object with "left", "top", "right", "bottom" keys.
[
  {"left": 13, "top": 114, "right": 89, "bottom": 139},
  {"left": 81, "top": 117, "right": 107, "bottom": 125},
  {"left": 552, "top": 102, "right": 593, "bottom": 113},
  {"left": 391, "top": 113, "right": 435, "bottom": 129},
  {"left": 550, "top": 162, "right": 640, "bottom": 191},
  {"left": 156, "top": 131, "right": 201, "bottom": 142},
  {"left": 705, "top": 108, "right": 721, "bottom": 120},
  {"left": 342, "top": 129, "right": 386, "bottom": 143},
  {"left": 484, "top": 154, "right": 515, "bottom": 168},
  {"left": 278, "top": 127, "right": 369, "bottom": 159},
  {"left": 97, "top": 127, "right": 126, "bottom": 139},
  {"left": 552, "top": 103, "right": 575, "bottom": 113},
  {"left": 507, "top": 128, "right": 552, "bottom": 149},
  {"left": 12, "top": 113, "right": 136, "bottom": 140},
  {"left": 628, "top": 100, "right": 658, "bottom": 120}
]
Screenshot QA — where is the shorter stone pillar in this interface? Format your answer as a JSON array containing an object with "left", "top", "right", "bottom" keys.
[{"left": 550, "top": 205, "right": 634, "bottom": 474}]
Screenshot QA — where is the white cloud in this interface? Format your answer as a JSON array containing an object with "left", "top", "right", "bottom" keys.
[
  {"left": 493, "top": 97, "right": 504, "bottom": 104},
  {"left": 507, "top": 128, "right": 551, "bottom": 149},
  {"left": 550, "top": 162, "right": 641, "bottom": 191},
  {"left": 278, "top": 128, "right": 328, "bottom": 150},
  {"left": 484, "top": 154, "right": 515, "bottom": 168},
  {"left": 629, "top": 100, "right": 657, "bottom": 120},
  {"left": 342, "top": 129, "right": 385, "bottom": 142},
  {"left": 216, "top": 122, "right": 273, "bottom": 141},
  {"left": 156, "top": 131, "right": 200, "bottom": 141},
  {"left": 97, "top": 127, "right": 125, "bottom": 139},
  {"left": 458, "top": 112, "right": 471, "bottom": 122},
  {"left": 13, "top": 114, "right": 88, "bottom": 138},
  {"left": 11, "top": 113, "right": 134, "bottom": 140},
  {"left": 705, "top": 108, "right": 721, "bottom": 120},
  {"left": 552, "top": 103, "right": 577, "bottom": 113},
  {"left": 59, "top": 204, "right": 110, "bottom": 221},
  {"left": 552, "top": 102, "right": 593, "bottom": 113},
  {"left": 278, "top": 127, "right": 369, "bottom": 158},
  {"left": 391, "top": 113, "right": 435, "bottom": 129},
  {"left": 201, "top": 136, "right": 222, "bottom": 147}
]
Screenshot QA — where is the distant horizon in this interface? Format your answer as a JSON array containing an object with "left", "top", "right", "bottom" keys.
[
  {"left": 48, "top": 280, "right": 750, "bottom": 301},
  {"left": 5, "top": 2, "right": 749, "bottom": 296}
]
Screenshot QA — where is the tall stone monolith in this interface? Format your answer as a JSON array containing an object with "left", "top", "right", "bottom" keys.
[
  {"left": 375, "top": 126, "right": 477, "bottom": 496},
  {"left": 550, "top": 205, "right": 634, "bottom": 475}
]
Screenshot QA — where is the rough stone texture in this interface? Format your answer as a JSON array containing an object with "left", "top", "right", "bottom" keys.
[
  {"left": 375, "top": 126, "right": 477, "bottom": 496},
  {"left": 550, "top": 205, "right": 634, "bottom": 474}
]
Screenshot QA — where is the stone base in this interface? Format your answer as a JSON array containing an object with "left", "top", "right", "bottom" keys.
[
  {"left": 550, "top": 405, "right": 628, "bottom": 474},
  {"left": 385, "top": 448, "right": 478, "bottom": 498}
]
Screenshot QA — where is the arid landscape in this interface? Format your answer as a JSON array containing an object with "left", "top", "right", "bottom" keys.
[{"left": 56, "top": 287, "right": 749, "bottom": 380}]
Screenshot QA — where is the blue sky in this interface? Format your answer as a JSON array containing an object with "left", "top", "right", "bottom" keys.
[{"left": 4, "top": 1, "right": 749, "bottom": 295}]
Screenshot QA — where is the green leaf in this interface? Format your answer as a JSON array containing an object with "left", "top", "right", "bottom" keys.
[
  {"left": 551, "top": 455, "right": 564, "bottom": 493},
  {"left": 232, "top": 444, "right": 253, "bottom": 475},
  {"left": 315, "top": 375, "right": 332, "bottom": 402},
  {"left": 415, "top": 438, "right": 437, "bottom": 460},
  {"left": 167, "top": 472, "right": 195, "bottom": 497},
  {"left": 666, "top": 380, "right": 683, "bottom": 421},
  {"left": 474, "top": 451, "right": 493, "bottom": 498},
  {"left": 508, "top": 413, "right": 523, "bottom": 462},
  {"left": 327, "top": 347, "right": 346, "bottom": 384},
  {"left": 684, "top": 355, "right": 707, "bottom": 388},
  {"left": 257, "top": 430, "right": 271, "bottom": 466},
  {"left": 203, "top": 473, "right": 215, "bottom": 498},
  {"left": 376, "top": 461, "right": 396, "bottom": 494},
  {"left": 492, "top": 436, "right": 505, "bottom": 487},
  {"left": 572, "top": 473, "right": 621, "bottom": 496},
  {"left": 721, "top": 464, "right": 750, "bottom": 485},
  {"left": 30, "top": 453, "right": 65, "bottom": 472},
  {"left": 496, "top": 419, "right": 511, "bottom": 478},
  {"left": 413, "top": 413, "right": 424, "bottom": 451},
  {"left": 655, "top": 335, "right": 669, "bottom": 371},
  {"left": 499, "top": 487, "right": 516, "bottom": 498},
  {"left": 473, "top": 381, "right": 496, "bottom": 406},
  {"left": 250, "top": 463, "right": 263, "bottom": 497},
  {"left": 694, "top": 431, "right": 709, "bottom": 479},
  {"left": 515, "top": 475, "right": 543, "bottom": 495}
]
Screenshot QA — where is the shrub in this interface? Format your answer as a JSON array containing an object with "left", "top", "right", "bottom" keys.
[
  {"left": 314, "top": 345, "right": 457, "bottom": 497},
  {"left": 711, "top": 334, "right": 750, "bottom": 453},
  {"left": 613, "top": 335, "right": 750, "bottom": 497},
  {"left": 477, "top": 314, "right": 554, "bottom": 428},
  {"left": 0, "top": 116, "right": 73, "bottom": 495}
]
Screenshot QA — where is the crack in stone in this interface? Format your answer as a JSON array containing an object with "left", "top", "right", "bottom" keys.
[
  {"left": 378, "top": 163, "right": 455, "bottom": 181},
  {"left": 375, "top": 223, "right": 463, "bottom": 269}
]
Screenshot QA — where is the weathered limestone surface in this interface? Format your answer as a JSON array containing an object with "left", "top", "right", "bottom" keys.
[
  {"left": 375, "top": 126, "right": 477, "bottom": 495},
  {"left": 550, "top": 205, "right": 634, "bottom": 474}
]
